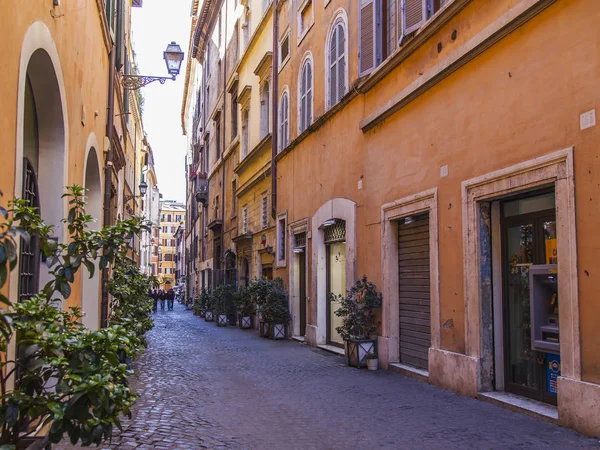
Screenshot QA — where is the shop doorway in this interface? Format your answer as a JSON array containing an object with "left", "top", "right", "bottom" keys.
[
  {"left": 292, "top": 231, "right": 307, "bottom": 337},
  {"left": 398, "top": 212, "right": 431, "bottom": 370},
  {"left": 325, "top": 219, "right": 346, "bottom": 347},
  {"left": 500, "top": 191, "right": 558, "bottom": 405}
]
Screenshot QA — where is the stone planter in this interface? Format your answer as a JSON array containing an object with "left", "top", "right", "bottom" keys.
[
  {"left": 199, "top": 308, "right": 206, "bottom": 318},
  {"left": 238, "top": 315, "right": 253, "bottom": 329},
  {"left": 204, "top": 311, "right": 214, "bottom": 321},
  {"left": 269, "top": 323, "right": 287, "bottom": 340},
  {"left": 259, "top": 320, "right": 271, "bottom": 338},
  {"left": 345, "top": 338, "right": 377, "bottom": 368},
  {"left": 216, "top": 314, "right": 228, "bottom": 327}
]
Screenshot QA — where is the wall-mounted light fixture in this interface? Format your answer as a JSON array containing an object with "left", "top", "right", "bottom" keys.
[
  {"left": 121, "top": 42, "right": 184, "bottom": 90},
  {"left": 124, "top": 180, "right": 148, "bottom": 202}
]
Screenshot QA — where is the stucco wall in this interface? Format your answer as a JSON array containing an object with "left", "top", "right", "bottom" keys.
[{"left": 275, "top": 0, "right": 600, "bottom": 383}]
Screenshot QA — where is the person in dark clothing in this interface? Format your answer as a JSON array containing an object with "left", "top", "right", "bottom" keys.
[
  {"left": 151, "top": 289, "right": 158, "bottom": 313},
  {"left": 167, "top": 288, "right": 175, "bottom": 310},
  {"left": 159, "top": 289, "right": 166, "bottom": 310}
]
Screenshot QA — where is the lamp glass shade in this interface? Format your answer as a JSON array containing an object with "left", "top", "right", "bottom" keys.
[
  {"left": 164, "top": 41, "right": 184, "bottom": 76},
  {"left": 139, "top": 180, "right": 148, "bottom": 196}
]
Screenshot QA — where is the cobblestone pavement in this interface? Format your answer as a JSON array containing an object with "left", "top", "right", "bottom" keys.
[{"left": 57, "top": 303, "right": 599, "bottom": 449}]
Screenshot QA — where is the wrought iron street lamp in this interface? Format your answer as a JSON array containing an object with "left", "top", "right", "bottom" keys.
[
  {"left": 121, "top": 42, "right": 184, "bottom": 90},
  {"left": 124, "top": 180, "right": 149, "bottom": 202}
]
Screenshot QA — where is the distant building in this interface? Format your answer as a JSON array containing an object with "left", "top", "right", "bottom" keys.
[{"left": 159, "top": 201, "right": 186, "bottom": 288}]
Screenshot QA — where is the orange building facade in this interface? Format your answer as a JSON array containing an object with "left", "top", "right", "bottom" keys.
[{"left": 271, "top": 0, "right": 600, "bottom": 436}]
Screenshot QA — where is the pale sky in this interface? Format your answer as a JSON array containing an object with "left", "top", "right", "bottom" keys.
[{"left": 131, "top": 0, "right": 192, "bottom": 204}]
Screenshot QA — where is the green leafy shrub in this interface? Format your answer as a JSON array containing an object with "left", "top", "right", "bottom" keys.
[
  {"left": 232, "top": 285, "right": 254, "bottom": 317},
  {"left": 211, "top": 284, "right": 233, "bottom": 315},
  {"left": 0, "top": 186, "right": 154, "bottom": 447},
  {"left": 333, "top": 275, "right": 382, "bottom": 340}
]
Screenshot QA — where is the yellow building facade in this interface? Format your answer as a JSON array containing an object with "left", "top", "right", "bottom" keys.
[{"left": 159, "top": 201, "right": 186, "bottom": 288}]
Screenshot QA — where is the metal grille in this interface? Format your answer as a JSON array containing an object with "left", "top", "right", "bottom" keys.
[
  {"left": 294, "top": 232, "right": 306, "bottom": 248},
  {"left": 18, "top": 157, "right": 40, "bottom": 301},
  {"left": 324, "top": 219, "right": 346, "bottom": 244}
]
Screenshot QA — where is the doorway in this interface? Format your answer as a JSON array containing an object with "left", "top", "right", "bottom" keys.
[
  {"left": 325, "top": 219, "right": 346, "bottom": 347},
  {"left": 500, "top": 191, "right": 558, "bottom": 405},
  {"left": 398, "top": 212, "right": 431, "bottom": 370}
]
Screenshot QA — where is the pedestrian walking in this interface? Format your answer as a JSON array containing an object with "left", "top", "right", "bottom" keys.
[
  {"left": 151, "top": 289, "right": 158, "bottom": 313},
  {"left": 167, "top": 287, "right": 175, "bottom": 310},
  {"left": 159, "top": 289, "right": 166, "bottom": 311}
]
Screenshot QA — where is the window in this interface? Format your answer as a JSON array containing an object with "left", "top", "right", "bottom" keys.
[
  {"left": 327, "top": 15, "right": 347, "bottom": 109},
  {"left": 231, "top": 179, "right": 237, "bottom": 217},
  {"left": 277, "top": 213, "right": 287, "bottom": 264},
  {"left": 167, "top": 214, "right": 172, "bottom": 222},
  {"left": 360, "top": 0, "right": 448, "bottom": 76},
  {"left": 242, "top": 207, "right": 249, "bottom": 234},
  {"left": 260, "top": 82, "right": 270, "bottom": 139},
  {"left": 241, "top": 109, "right": 249, "bottom": 158},
  {"left": 297, "top": 0, "right": 314, "bottom": 43},
  {"left": 216, "top": 118, "right": 221, "bottom": 160},
  {"left": 298, "top": 57, "right": 313, "bottom": 133},
  {"left": 261, "top": 196, "right": 269, "bottom": 229},
  {"left": 231, "top": 94, "right": 238, "bottom": 139},
  {"left": 279, "top": 91, "right": 289, "bottom": 151},
  {"left": 279, "top": 32, "right": 290, "bottom": 68},
  {"left": 215, "top": 195, "right": 220, "bottom": 219}
]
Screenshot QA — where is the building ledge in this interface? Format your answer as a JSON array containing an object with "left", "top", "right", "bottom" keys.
[
  {"left": 388, "top": 363, "right": 429, "bottom": 383},
  {"left": 207, "top": 218, "right": 223, "bottom": 231},
  {"left": 291, "top": 335, "right": 305, "bottom": 343},
  {"left": 232, "top": 232, "right": 253, "bottom": 243},
  {"left": 477, "top": 392, "right": 558, "bottom": 424}
]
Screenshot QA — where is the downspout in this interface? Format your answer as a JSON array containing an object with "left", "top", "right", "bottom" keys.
[
  {"left": 220, "top": 0, "right": 228, "bottom": 285},
  {"left": 271, "top": 0, "right": 279, "bottom": 219},
  {"left": 101, "top": 46, "right": 116, "bottom": 328}
]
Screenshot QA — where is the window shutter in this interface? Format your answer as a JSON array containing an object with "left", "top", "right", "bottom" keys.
[
  {"left": 337, "top": 23, "right": 346, "bottom": 101},
  {"left": 401, "top": 0, "right": 426, "bottom": 37},
  {"left": 115, "top": 0, "right": 125, "bottom": 70},
  {"left": 329, "top": 27, "right": 337, "bottom": 108},
  {"left": 306, "top": 63, "right": 312, "bottom": 126},
  {"left": 359, "top": 0, "right": 376, "bottom": 76}
]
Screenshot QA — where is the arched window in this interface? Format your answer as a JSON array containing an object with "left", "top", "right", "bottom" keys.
[
  {"left": 299, "top": 57, "right": 313, "bottom": 133},
  {"left": 279, "top": 90, "right": 289, "bottom": 151},
  {"left": 327, "top": 14, "right": 347, "bottom": 109}
]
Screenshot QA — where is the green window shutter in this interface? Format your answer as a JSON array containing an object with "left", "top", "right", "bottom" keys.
[{"left": 115, "top": 0, "right": 125, "bottom": 70}]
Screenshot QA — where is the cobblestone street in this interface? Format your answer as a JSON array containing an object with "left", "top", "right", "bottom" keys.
[{"left": 58, "top": 303, "right": 598, "bottom": 449}]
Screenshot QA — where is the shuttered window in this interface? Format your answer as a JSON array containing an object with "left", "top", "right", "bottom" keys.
[
  {"left": 328, "top": 20, "right": 347, "bottom": 109},
  {"left": 299, "top": 60, "right": 313, "bottom": 132},
  {"left": 279, "top": 92, "right": 289, "bottom": 151},
  {"left": 359, "top": 0, "right": 376, "bottom": 76},
  {"left": 242, "top": 208, "right": 248, "bottom": 233},
  {"left": 261, "top": 196, "right": 269, "bottom": 229}
]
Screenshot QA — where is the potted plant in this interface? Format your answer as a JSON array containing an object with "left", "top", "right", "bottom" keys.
[
  {"left": 196, "top": 288, "right": 210, "bottom": 317},
  {"left": 200, "top": 289, "right": 215, "bottom": 322},
  {"left": 257, "top": 280, "right": 291, "bottom": 340},
  {"left": 233, "top": 285, "right": 254, "bottom": 329},
  {"left": 366, "top": 352, "right": 379, "bottom": 371},
  {"left": 213, "top": 284, "right": 232, "bottom": 327},
  {"left": 334, "top": 275, "right": 383, "bottom": 368}
]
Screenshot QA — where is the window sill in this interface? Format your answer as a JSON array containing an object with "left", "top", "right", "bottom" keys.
[
  {"left": 297, "top": 21, "right": 314, "bottom": 47},
  {"left": 278, "top": 55, "right": 290, "bottom": 73}
]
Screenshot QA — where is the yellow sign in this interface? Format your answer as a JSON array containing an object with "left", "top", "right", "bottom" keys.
[{"left": 546, "top": 238, "right": 557, "bottom": 264}]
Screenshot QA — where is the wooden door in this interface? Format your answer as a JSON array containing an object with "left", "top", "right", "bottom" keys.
[{"left": 398, "top": 213, "right": 430, "bottom": 370}]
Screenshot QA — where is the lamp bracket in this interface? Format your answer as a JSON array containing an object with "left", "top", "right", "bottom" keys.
[{"left": 121, "top": 74, "right": 176, "bottom": 90}]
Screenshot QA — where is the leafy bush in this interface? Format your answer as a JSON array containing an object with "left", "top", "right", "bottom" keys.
[
  {"left": 249, "top": 278, "right": 290, "bottom": 324},
  {"left": 193, "top": 288, "right": 210, "bottom": 315},
  {"left": 211, "top": 284, "right": 233, "bottom": 315},
  {"left": 232, "top": 285, "right": 254, "bottom": 317},
  {"left": 0, "top": 186, "right": 154, "bottom": 447},
  {"left": 333, "top": 275, "right": 382, "bottom": 340}
]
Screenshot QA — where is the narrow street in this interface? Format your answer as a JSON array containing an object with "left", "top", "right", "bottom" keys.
[{"left": 57, "top": 304, "right": 596, "bottom": 450}]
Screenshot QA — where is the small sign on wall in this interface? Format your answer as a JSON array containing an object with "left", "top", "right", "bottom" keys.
[{"left": 580, "top": 109, "right": 596, "bottom": 130}]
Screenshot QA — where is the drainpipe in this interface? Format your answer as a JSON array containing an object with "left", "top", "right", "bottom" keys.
[
  {"left": 271, "top": 0, "right": 279, "bottom": 219},
  {"left": 220, "top": 1, "right": 228, "bottom": 286},
  {"left": 101, "top": 46, "right": 116, "bottom": 328}
]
